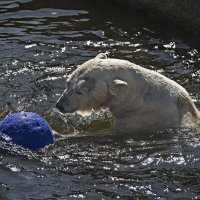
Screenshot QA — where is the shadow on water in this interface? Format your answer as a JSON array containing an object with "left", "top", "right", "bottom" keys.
[{"left": 0, "top": 0, "right": 200, "bottom": 199}]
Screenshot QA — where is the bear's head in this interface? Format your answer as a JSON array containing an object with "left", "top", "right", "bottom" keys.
[
  {"left": 56, "top": 75, "right": 105, "bottom": 113},
  {"left": 56, "top": 54, "right": 128, "bottom": 114}
]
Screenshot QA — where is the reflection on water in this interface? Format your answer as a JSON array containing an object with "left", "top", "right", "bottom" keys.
[
  {"left": 1, "top": 129, "right": 200, "bottom": 199},
  {"left": 0, "top": 0, "right": 200, "bottom": 199}
]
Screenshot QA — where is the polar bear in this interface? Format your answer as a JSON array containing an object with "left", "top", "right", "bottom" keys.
[{"left": 56, "top": 54, "right": 200, "bottom": 134}]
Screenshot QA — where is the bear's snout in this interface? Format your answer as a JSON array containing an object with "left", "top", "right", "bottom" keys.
[{"left": 56, "top": 96, "right": 77, "bottom": 113}]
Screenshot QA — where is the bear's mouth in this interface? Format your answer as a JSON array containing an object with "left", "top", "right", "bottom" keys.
[{"left": 56, "top": 105, "right": 77, "bottom": 114}]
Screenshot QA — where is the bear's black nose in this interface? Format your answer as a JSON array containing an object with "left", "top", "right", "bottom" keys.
[{"left": 55, "top": 102, "right": 63, "bottom": 112}]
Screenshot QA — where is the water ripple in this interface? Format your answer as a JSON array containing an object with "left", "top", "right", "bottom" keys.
[{"left": 0, "top": 0, "right": 200, "bottom": 199}]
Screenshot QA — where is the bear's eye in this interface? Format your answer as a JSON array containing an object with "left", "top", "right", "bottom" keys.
[
  {"left": 76, "top": 90, "right": 83, "bottom": 95},
  {"left": 76, "top": 86, "right": 88, "bottom": 95}
]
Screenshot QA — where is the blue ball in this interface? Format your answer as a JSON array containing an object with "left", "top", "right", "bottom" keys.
[{"left": 0, "top": 112, "right": 54, "bottom": 150}]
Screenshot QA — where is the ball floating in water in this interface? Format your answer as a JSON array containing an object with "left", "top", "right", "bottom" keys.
[{"left": 0, "top": 112, "right": 54, "bottom": 150}]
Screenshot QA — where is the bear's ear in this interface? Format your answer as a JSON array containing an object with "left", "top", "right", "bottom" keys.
[
  {"left": 95, "top": 53, "right": 108, "bottom": 59},
  {"left": 108, "top": 79, "right": 128, "bottom": 96},
  {"left": 114, "top": 79, "right": 128, "bottom": 86}
]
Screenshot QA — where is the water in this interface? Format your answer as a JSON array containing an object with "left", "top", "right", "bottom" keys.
[{"left": 0, "top": 0, "right": 200, "bottom": 199}]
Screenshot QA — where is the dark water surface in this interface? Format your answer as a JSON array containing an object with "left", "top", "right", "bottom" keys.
[{"left": 0, "top": 0, "right": 200, "bottom": 199}]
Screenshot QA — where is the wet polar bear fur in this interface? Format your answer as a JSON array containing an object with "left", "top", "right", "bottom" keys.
[{"left": 56, "top": 53, "right": 200, "bottom": 135}]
